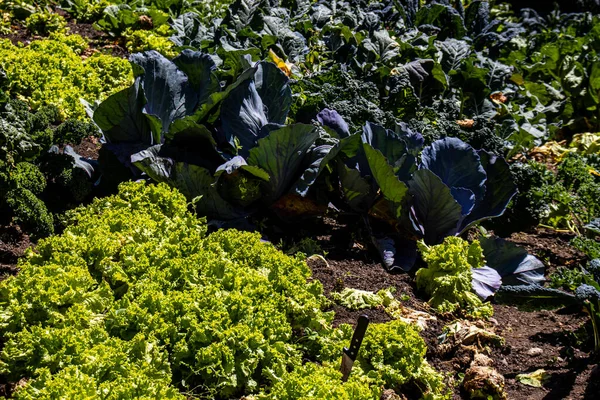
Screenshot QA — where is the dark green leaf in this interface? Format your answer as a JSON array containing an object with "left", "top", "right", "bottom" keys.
[
  {"left": 248, "top": 124, "right": 319, "bottom": 202},
  {"left": 408, "top": 169, "right": 463, "bottom": 244}
]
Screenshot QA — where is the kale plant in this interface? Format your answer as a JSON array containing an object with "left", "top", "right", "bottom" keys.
[
  {"left": 0, "top": 98, "right": 98, "bottom": 238},
  {"left": 495, "top": 153, "right": 600, "bottom": 234}
]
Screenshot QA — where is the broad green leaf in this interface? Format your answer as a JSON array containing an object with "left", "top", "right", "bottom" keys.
[
  {"left": 248, "top": 124, "right": 319, "bottom": 202},
  {"left": 589, "top": 62, "right": 600, "bottom": 104},
  {"left": 173, "top": 50, "right": 220, "bottom": 107},
  {"left": 415, "top": 4, "right": 466, "bottom": 40},
  {"left": 437, "top": 38, "right": 470, "bottom": 72},
  {"left": 362, "top": 30, "right": 400, "bottom": 64},
  {"left": 221, "top": 78, "right": 268, "bottom": 151},
  {"left": 131, "top": 144, "right": 172, "bottom": 182},
  {"left": 362, "top": 143, "right": 408, "bottom": 216},
  {"left": 408, "top": 169, "right": 462, "bottom": 244},
  {"left": 171, "top": 163, "right": 244, "bottom": 220},
  {"left": 293, "top": 143, "right": 341, "bottom": 197},
  {"left": 93, "top": 78, "right": 152, "bottom": 145},
  {"left": 338, "top": 161, "right": 371, "bottom": 213},
  {"left": 166, "top": 118, "right": 216, "bottom": 145},
  {"left": 130, "top": 51, "right": 196, "bottom": 134},
  {"left": 228, "top": 0, "right": 262, "bottom": 32},
  {"left": 254, "top": 61, "right": 292, "bottom": 125}
]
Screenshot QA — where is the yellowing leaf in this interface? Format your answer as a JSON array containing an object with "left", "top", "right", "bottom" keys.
[
  {"left": 516, "top": 369, "right": 548, "bottom": 388},
  {"left": 510, "top": 73, "right": 525, "bottom": 86},
  {"left": 570, "top": 132, "right": 600, "bottom": 154},
  {"left": 490, "top": 92, "right": 507, "bottom": 104},
  {"left": 268, "top": 49, "right": 293, "bottom": 77}
]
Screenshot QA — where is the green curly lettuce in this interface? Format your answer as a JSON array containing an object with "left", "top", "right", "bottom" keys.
[
  {"left": 416, "top": 237, "right": 493, "bottom": 318},
  {"left": 0, "top": 181, "right": 448, "bottom": 399},
  {"left": 330, "top": 288, "right": 396, "bottom": 310},
  {"left": 10, "top": 332, "right": 182, "bottom": 400},
  {"left": 124, "top": 26, "right": 176, "bottom": 58},
  {"left": 259, "top": 363, "right": 378, "bottom": 400},
  {"left": 0, "top": 182, "right": 330, "bottom": 398},
  {"left": 0, "top": 33, "right": 132, "bottom": 120},
  {"left": 314, "top": 320, "right": 449, "bottom": 400},
  {"left": 24, "top": 10, "right": 68, "bottom": 35}
]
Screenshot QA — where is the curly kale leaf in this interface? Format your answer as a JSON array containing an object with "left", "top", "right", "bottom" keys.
[
  {"left": 491, "top": 153, "right": 600, "bottom": 234},
  {"left": 0, "top": 159, "right": 53, "bottom": 238},
  {"left": 571, "top": 237, "right": 600, "bottom": 260},
  {"left": 487, "top": 160, "right": 552, "bottom": 234},
  {"left": 11, "top": 162, "right": 46, "bottom": 195},
  {"left": 291, "top": 67, "right": 396, "bottom": 134},
  {"left": 0, "top": 100, "right": 58, "bottom": 163},
  {"left": 0, "top": 99, "right": 98, "bottom": 237},
  {"left": 54, "top": 119, "right": 99, "bottom": 146},
  {"left": 5, "top": 187, "right": 54, "bottom": 237}
]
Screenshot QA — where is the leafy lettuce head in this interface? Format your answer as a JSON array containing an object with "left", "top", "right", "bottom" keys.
[{"left": 416, "top": 236, "right": 493, "bottom": 318}]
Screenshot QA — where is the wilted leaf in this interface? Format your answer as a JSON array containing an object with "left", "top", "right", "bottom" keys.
[
  {"left": 457, "top": 119, "right": 475, "bottom": 128},
  {"left": 516, "top": 369, "right": 548, "bottom": 388}
]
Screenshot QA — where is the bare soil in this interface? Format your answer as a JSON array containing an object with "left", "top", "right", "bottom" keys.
[
  {"left": 302, "top": 217, "right": 598, "bottom": 400},
  {"left": 507, "top": 226, "right": 587, "bottom": 273},
  {"left": 0, "top": 224, "right": 29, "bottom": 281},
  {"left": 491, "top": 305, "right": 598, "bottom": 400},
  {"left": 0, "top": 10, "right": 128, "bottom": 58},
  {"left": 72, "top": 135, "right": 101, "bottom": 159}
]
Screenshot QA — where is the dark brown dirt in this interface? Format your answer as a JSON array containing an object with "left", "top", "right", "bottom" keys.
[
  {"left": 72, "top": 136, "right": 101, "bottom": 160},
  {"left": 507, "top": 226, "right": 587, "bottom": 272},
  {"left": 0, "top": 11, "right": 128, "bottom": 58},
  {"left": 491, "top": 305, "right": 598, "bottom": 400},
  {"left": 305, "top": 220, "right": 599, "bottom": 400},
  {"left": 308, "top": 256, "right": 413, "bottom": 327},
  {"left": 0, "top": 224, "right": 30, "bottom": 281}
]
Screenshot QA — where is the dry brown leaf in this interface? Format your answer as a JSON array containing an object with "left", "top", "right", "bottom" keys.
[
  {"left": 457, "top": 119, "right": 475, "bottom": 129},
  {"left": 490, "top": 92, "right": 507, "bottom": 104},
  {"left": 139, "top": 15, "right": 153, "bottom": 30}
]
